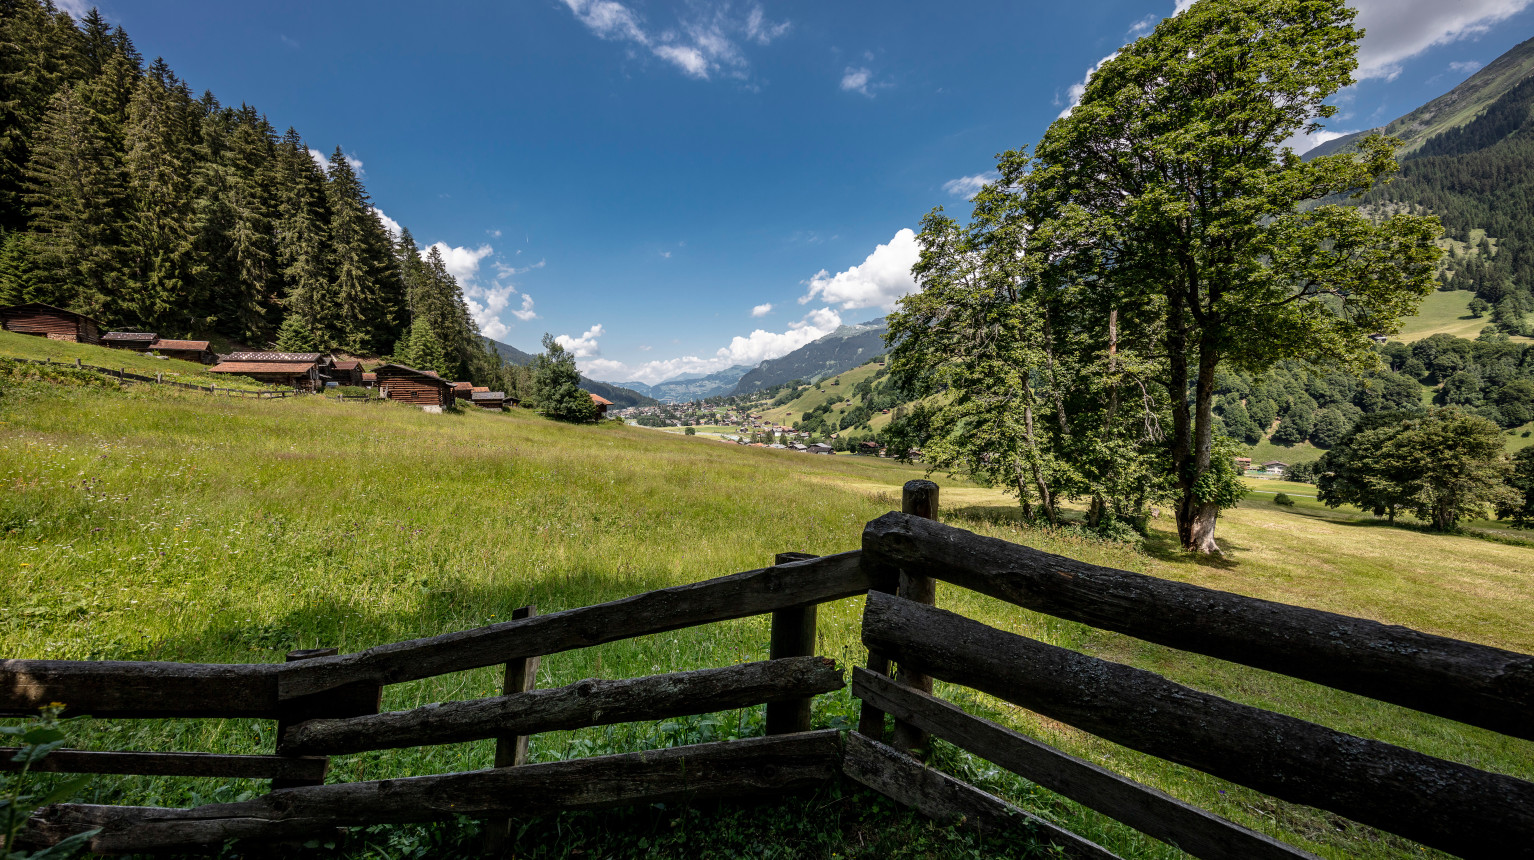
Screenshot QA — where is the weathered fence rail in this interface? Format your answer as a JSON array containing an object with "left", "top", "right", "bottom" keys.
[
  {"left": 8, "top": 482, "right": 1534, "bottom": 859},
  {"left": 6, "top": 356, "right": 298, "bottom": 397}
]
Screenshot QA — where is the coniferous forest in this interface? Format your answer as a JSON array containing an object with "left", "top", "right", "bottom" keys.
[{"left": 0, "top": 0, "right": 511, "bottom": 386}]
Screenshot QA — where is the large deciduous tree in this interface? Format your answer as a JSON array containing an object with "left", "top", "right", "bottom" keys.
[{"left": 983, "top": 0, "right": 1440, "bottom": 552}]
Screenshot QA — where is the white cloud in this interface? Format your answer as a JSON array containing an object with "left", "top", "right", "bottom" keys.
[
  {"left": 423, "top": 242, "right": 493, "bottom": 285},
  {"left": 372, "top": 207, "right": 402, "bottom": 240},
  {"left": 556, "top": 324, "right": 605, "bottom": 359},
  {"left": 280, "top": 34, "right": 300, "bottom": 49},
  {"left": 560, "top": 0, "right": 786, "bottom": 82},
  {"left": 1450, "top": 59, "right": 1485, "bottom": 74},
  {"left": 307, "top": 148, "right": 327, "bottom": 171},
  {"left": 489, "top": 229, "right": 503, "bottom": 238},
  {"left": 511, "top": 293, "right": 538, "bottom": 322},
  {"left": 54, "top": 0, "right": 89, "bottom": 17},
  {"left": 800, "top": 228, "right": 921, "bottom": 312},
  {"left": 580, "top": 309, "right": 843, "bottom": 385},
  {"left": 942, "top": 173, "right": 994, "bottom": 200},
  {"left": 1128, "top": 14, "right": 1160, "bottom": 37},
  {"left": 841, "top": 67, "right": 873, "bottom": 96},
  {"left": 1058, "top": 52, "right": 1118, "bottom": 118},
  {"left": 1285, "top": 127, "right": 1359, "bottom": 154},
  {"left": 1352, "top": 0, "right": 1532, "bottom": 81},
  {"left": 306, "top": 147, "right": 364, "bottom": 176},
  {"left": 751, "top": 303, "right": 773, "bottom": 317},
  {"left": 465, "top": 285, "right": 517, "bottom": 340}
]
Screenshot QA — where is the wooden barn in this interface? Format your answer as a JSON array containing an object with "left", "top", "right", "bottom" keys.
[
  {"left": 206, "top": 352, "right": 323, "bottom": 391},
  {"left": 590, "top": 393, "right": 613, "bottom": 417},
  {"left": 101, "top": 331, "right": 158, "bottom": 351},
  {"left": 374, "top": 363, "right": 454, "bottom": 409},
  {"left": 328, "top": 360, "right": 364, "bottom": 387},
  {"left": 450, "top": 381, "right": 474, "bottom": 400},
  {"left": 152, "top": 339, "right": 213, "bottom": 364},
  {"left": 470, "top": 390, "right": 506, "bottom": 410},
  {"left": 0, "top": 303, "right": 103, "bottom": 344},
  {"left": 361, "top": 372, "right": 377, "bottom": 388}
]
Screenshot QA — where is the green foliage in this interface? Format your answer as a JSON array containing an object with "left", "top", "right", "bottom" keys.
[
  {"left": 533, "top": 334, "right": 599, "bottom": 423},
  {"left": 2, "top": 706, "right": 97, "bottom": 859},
  {"left": 683, "top": 426, "right": 696, "bottom": 436},
  {"left": 1318, "top": 408, "right": 1516, "bottom": 530},
  {"left": 1273, "top": 492, "right": 1296, "bottom": 507},
  {"left": 1499, "top": 446, "right": 1534, "bottom": 528}
]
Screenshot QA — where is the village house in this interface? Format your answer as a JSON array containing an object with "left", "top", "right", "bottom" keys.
[
  {"left": 373, "top": 363, "right": 454, "bottom": 409},
  {"left": 101, "top": 331, "right": 158, "bottom": 351},
  {"left": 590, "top": 393, "right": 613, "bottom": 417},
  {"left": 207, "top": 351, "right": 324, "bottom": 391},
  {"left": 449, "top": 381, "right": 474, "bottom": 400},
  {"left": 807, "top": 442, "right": 834, "bottom": 455},
  {"left": 470, "top": 390, "right": 507, "bottom": 410},
  {"left": 1234, "top": 456, "right": 1252, "bottom": 473},
  {"left": 361, "top": 372, "right": 377, "bottom": 388},
  {"left": 0, "top": 303, "right": 103, "bottom": 344}
]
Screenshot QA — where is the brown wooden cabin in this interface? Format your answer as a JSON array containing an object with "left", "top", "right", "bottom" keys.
[
  {"left": 470, "top": 390, "right": 506, "bottom": 410},
  {"left": 101, "top": 331, "right": 158, "bottom": 352},
  {"left": 590, "top": 393, "right": 613, "bottom": 417},
  {"left": 450, "top": 381, "right": 474, "bottom": 401},
  {"left": 374, "top": 363, "right": 454, "bottom": 408},
  {"left": 0, "top": 303, "right": 103, "bottom": 344},
  {"left": 152, "top": 339, "right": 214, "bottom": 364},
  {"left": 361, "top": 372, "right": 377, "bottom": 388},
  {"left": 206, "top": 352, "right": 323, "bottom": 392},
  {"left": 328, "top": 359, "right": 364, "bottom": 387}
]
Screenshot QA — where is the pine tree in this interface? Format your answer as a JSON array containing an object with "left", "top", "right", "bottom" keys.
[
  {"left": 0, "top": 0, "right": 88, "bottom": 232},
  {"left": 272, "top": 128, "right": 332, "bottom": 350},
  {"left": 326, "top": 146, "right": 387, "bottom": 353},
  {"left": 122, "top": 60, "right": 200, "bottom": 329}
]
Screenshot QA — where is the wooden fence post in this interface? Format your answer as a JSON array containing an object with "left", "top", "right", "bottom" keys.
[
  {"left": 74, "top": 358, "right": 80, "bottom": 368},
  {"left": 890, "top": 480, "right": 939, "bottom": 758},
  {"left": 766, "top": 552, "right": 819, "bottom": 735},
  {"left": 484, "top": 605, "right": 539, "bottom": 853},
  {"left": 272, "top": 648, "right": 380, "bottom": 791}
]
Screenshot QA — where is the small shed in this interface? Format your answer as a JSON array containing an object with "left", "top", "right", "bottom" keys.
[
  {"left": 808, "top": 443, "right": 835, "bottom": 455},
  {"left": 329, "top": 360, "right": 364, "bottom": 387},
  {"left": 207, "top": 352, "right": 323, "bottom": 392},
  {"left": 102, "top": 331, "right": 158, "bottom": 351},
  {"left": 361, "top": 372, "right": 377, "bottom": 388},
  {"left": 374, "top": 363, "right": 454, "bottom": 409},
  {"left": 450, "top": 381, "right": 474, "bottom": 401},
  {"left": 153, "top": 339, "right": 213, "bottom": 364},
  {"left": 0, "top": 303, "right": 103, "bottom": 344},
  {"left": 590, "top": 393, "right": 613, "bottom": 417},
  {"left": 471, "top": 390, "right": 507, "bottom": 410}
]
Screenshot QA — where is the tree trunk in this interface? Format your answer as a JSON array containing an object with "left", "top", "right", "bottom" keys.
[{"left": 1188, "top": 503, "right": 1221, "bottom": 555}]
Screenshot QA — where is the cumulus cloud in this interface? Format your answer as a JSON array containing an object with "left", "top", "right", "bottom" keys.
[
  {"left": 1352, "top": 0, "right": 1532, "bottom": 81},
  {"left": 751, "top": 303, "right": 773, "bottom": 317},
  {"left": 560, "top": 0, "right": 787, "bottom": 81},
  {"left": 511, "top": 293, "right": 538, "bottom": 322},
  {"left": 423, "top": 242, "right": 493, "bottom": 285},
  {"left": 840, "top": 67, "right": 874, "bottom": 96},
  {"left": 942, "top": 173, "right": 994, "bottom": 200},
  {"left": 372, "top": 207, "right": 402, "bottom": 240},
  {"left": 556, "top": 324, "right": 605, "bottom": 359},
  {"left": 800, "top": 229, "right": 920, "bottom": 312},
  {"left": 580, "top": 310, "right": 844, "bottom": 385},
  {"left": 1058, "top": 53, "right": 1118, "bottom": 118},
  {"left": 465, "top": 286, "right": 517, "bottom": 340}
]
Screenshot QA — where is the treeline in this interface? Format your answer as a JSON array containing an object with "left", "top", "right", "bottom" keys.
[
  {"left": 0, "top": 1, "right": 511, "bottom": 387},
  {"left": 1209, "top": 359, "right": 1423, "bottom": 448},
  {"left": 1364, "top": 75, "right": 1534, "bottom": 335}
]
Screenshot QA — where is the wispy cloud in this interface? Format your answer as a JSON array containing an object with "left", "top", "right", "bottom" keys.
[
  {"left": 942, "top": 173, "right": 994, "bottom": 200},
  {"left": 581, "top": 308, "right": 843, "bottom": 385},
  {"left": 751, "top": 303, "right": 773, "bottom": 317},
  {"left": 1352, "top": 0, "right": 1533, "bottom": 81},
  {"left": 560, "top": 0, "right": 788, "bottom": 81},
  {"left": 1449, "top": 59, "right": 1485, "bottom": 74},
  {"left": 840, "top": 67, "right": 874, "bottom": 96}
]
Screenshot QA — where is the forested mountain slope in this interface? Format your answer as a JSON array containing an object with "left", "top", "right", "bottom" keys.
[{"left": 729, "top": 318, "right": 888, "bottom": 396}]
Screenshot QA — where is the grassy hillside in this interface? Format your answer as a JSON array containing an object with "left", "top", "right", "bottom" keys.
[
  {"left": 0, "top": 330, "right": 274, "bottom": 391},
  {"left": 754, "top": 361, "right": 903, "bottom": 435},
  {"left": 3, "top": 365, "right": 1532, "bottom": 857}
]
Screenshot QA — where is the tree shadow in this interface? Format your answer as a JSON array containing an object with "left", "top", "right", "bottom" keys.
[{"left": 1140, "top": 529, "right": 1244, "bottom": 570}]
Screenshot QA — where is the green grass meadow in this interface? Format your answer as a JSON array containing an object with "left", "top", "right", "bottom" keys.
[
  {"left": 2, "top": 354, "right": 1533, "bottom": 858},
  {"left": 0, "top": 330, "right": 274, "bottom": 391}
]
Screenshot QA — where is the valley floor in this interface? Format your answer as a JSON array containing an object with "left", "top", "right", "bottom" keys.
[{"left": 1, "top": 361, "right": 1530, "bottom": 859}]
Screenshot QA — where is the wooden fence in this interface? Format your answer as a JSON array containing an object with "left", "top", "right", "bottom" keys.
[
  {"left": 6, "top": 356, "right": 299, "bottom": 398},
  {"left": 6, "top": 482, "right": 1533, "bottom": 858}
]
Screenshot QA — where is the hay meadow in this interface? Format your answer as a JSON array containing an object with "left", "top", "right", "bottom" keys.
[{"left": 3, "top": 359, "right": 1533, "bottom": 859}]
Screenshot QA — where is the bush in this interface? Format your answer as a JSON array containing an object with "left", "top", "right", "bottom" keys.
[
  {"left": 684, "top": 426, "right": 696, "bottom": 436},
  {"left": 1273, "top": 493, "right": 1296, "bottom": 507}
]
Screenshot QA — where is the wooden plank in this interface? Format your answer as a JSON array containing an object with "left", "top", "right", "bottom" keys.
[
  {"left": 273, "top": 648, "right": 377, "bottom": 790},
  {"left": 862, "top": 512, "right": 1534, "bottom": 741},
  {"left": 861, "top": 591, "right": 1534, "bottom": 859},
  {"left": 25, "top": 731, "right": 844, "bottom": 853},
  {"left": 890, "top": 480, "right": 939, "bottom": 757},
  {"left": 0, "top": 660, "right": 282, "bottom": 719},
  {"left": 279, "top": 551, "right": 869, "bottom": 699},
  {"left": 0, "top": 749, "right": 326, "bottom": 781},
  {"left": 766, "top": 553, "right": 820, "bottom": 735},
  {"left": 843, "top": 731, "right": 1120, "bottom": 860},
  {"left": 852, "top": 668, "right": 1317, "bottom": 860},
  {"left": 284, "top": 656, "right": 845, "bottom": 756}
]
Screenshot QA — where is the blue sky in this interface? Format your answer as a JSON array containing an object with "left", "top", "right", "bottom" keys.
[{"left": 76, "top": 0, "right": 1534, "bottom": 384}]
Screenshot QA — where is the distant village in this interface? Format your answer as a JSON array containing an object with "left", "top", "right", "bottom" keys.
[{"left": 617, "top": 401, "right": 889, "bottom": 457}]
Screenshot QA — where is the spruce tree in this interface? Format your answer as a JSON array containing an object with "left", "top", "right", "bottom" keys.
[
  {"left": 272, "top": 128, "right": 332, "bottom": 350},
  {"left": 122, "top": 61, "right": 200, "bottom": 329},
  {"left": 326, "top": 146, "right": 385, "bottom": 353}
]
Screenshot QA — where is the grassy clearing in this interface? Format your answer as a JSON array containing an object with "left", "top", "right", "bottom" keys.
[
  {"left": 2, "top": 372, "right": 1531, "bottom": 859},
  {"left": 0, "top": 331, "right": 272, "bottom": 391},
  {"left": 1391, "top": 289, "right": 1506, "bottom": 343}
]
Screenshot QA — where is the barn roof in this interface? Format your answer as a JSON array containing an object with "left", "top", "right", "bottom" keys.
[
  {"left": 471, "top": 391, "right": 506, "bottom": 401},
  {"left": 451, "top": 381, "right": 473, "bottom": 391},
  {"left": 331, "top": 360, "right": 361, "bottom": 370},
  {"left": 222, "top": 352, "right": 321, "bottom": 362},
  {"left": 1, "top": 302, "right": 105, "bottom": 326},
  {"left": 372, "top": 363, "right": 451, "bottom": 384},
  {"left": 154, "top": 339, "right": 209, "bottom": 351},
  {"left": 470, "top": 386, "right": 490, "bottom": 392},
  {"left": 362, "top": 372, "right": 377, "bottom": 382},
  {"left": 208, "top": 362, "right": 315, "bottom": 375},
  {"left": 103, "top": 331, "right": 158, "bottom": 342},
  {"left": 589, "top": 394, "right": 614, "bottom": 406}
]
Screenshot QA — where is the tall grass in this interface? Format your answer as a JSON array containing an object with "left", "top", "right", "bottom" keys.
[{"left": 2, "top": 373, "right": 1531, "bottom": 859}]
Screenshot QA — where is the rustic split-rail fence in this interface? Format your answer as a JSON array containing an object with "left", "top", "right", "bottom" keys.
[
  {"left": 5, "top": 356, "right": 299, "bottom": 398},
  {"left": 4, "top": 481, "right": 1533, "bottom": 858}
]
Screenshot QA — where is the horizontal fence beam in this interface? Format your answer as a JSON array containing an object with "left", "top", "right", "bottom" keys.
[
  {"left": 24, "top": 731, "right": 844, "bottom": 854},
  {"left": 280, "top": 551, "right": 868, "bottom": 700},
  {"left": 842, "top": 731, "right": 1120, "bottom": 860},
  {"left": 284, "top": 657, "right": 844, "bottom": 756},
  {"left": 863, "top": 512, "right": 1534, "bottom": 741},
  {"left": 851, "top": 668, "right": 1315, "bottom": 860},
  {"left": 861, "top": 591, "right": 1534, "bottom": 860},
  {"left": 0, "top": 749, "right": 325, "bottom": 782},
  {"left": 0, "top": 661, "right": 283, "bottom": 719}
]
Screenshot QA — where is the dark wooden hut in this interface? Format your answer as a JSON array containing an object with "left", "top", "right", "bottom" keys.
[
  {"left": 470, "top": 390, "right": 506, "bottom": 410},
  {"left": 101, "top": 331, "right": 158, "bottom": 351},
  {"left": 0, "top": 303, "right": 103, "bottom": 344},
  {"left": 373, "top": 364, "right": 454, "bottom": 408},
  {"left": 207, "top": 352, "right": 323, "bottom": 391},
  {"left": 329, "top": 360, "right": 364, "bottom": 387},
  {"left": 450, "top": 381, "right": 474, "bottom": 400},
  {"left": 152, "top": 339, "right": 213, "bottom": 364}
]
